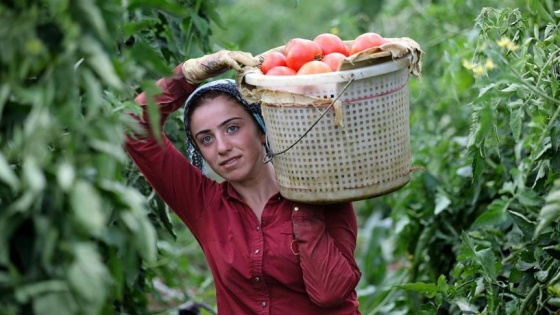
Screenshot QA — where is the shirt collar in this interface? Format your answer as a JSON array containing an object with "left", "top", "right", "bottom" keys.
[{"left": 221, "top": 181, "right": 283, "bottom": 202}]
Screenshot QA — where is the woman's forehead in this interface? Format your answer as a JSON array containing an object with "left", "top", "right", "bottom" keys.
[{"left": 190, "top": 98, "right": 250, "bottom": 129}]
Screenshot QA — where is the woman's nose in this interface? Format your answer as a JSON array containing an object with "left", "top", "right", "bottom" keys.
[{"left": 215, "top": 135, "right": 231, "bottom": 153}]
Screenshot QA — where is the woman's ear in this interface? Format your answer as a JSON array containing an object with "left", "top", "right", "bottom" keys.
[{"left": 260, "top": 132, "right": 266, "bottom": 145}]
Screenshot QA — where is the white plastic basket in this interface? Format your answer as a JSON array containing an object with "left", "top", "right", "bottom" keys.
[{"left": 244, "top": 56, "right": 412, "bottom": 204}]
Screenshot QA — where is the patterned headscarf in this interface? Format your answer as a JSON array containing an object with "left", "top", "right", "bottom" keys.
[{"left": 183, "top": 79, "right": 267, "bottom": 173}]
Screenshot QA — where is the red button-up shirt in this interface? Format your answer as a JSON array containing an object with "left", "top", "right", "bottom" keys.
[{"left": 124, "top": 65, "right": 362, "bottom": 314}]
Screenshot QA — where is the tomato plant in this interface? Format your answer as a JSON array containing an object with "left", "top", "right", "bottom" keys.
[
  {"left": 321, "top": 52, "right": 347, "bottom": 71},
  {"left": 349, "top": 32, "right": 385, "bottom": 55},
  {"left": 297, "top": 60, "right": 332, "bottom": 75},
  {"left": 313, "top": 33, "right": 349, "bottom": 56},
  {"left": 260, "top": 51, "right": 287, "bottom": 74},
  {"left": 266, "top": 66, "right": 297, "bottom": 75},
  {"left": 285, "top": 38, "right": 322, "bottom": 71}
]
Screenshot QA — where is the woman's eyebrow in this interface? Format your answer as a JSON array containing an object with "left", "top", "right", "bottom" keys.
[{"left": 194, "top": 117, "right": 242, "bottom": 138}]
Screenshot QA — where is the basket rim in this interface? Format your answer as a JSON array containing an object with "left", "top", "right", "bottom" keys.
[{"left": 244, "top": 54, "right": 411, "bottom": 88}]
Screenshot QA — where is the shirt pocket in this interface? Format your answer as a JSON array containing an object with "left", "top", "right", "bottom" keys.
[
  {"left": 267, "top": 222, "right": 300, "bottom": 264},
  {"left": 265, "top": 222, "right": 303, "bottom": 288}
]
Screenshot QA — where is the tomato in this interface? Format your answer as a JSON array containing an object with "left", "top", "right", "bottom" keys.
[
  {"left": 313, "top": 33, "right": 349, "bottom": 56},
  {"left": 321, "top": 52, "right": 347, "bottom": 71},
  {"left": 297, "top": 60, "right": 332, "bottom": 75},
  {"left": 285, "top": 38, "right": 322, "bottom": 57},
  {"left": 260, "top": 51, "right": 287, "bottom": 74},
  {"left": 266, "top": 66, "right": 297, "bottom": 76},
  {"left": 285, "top": 38, "right": 322, "bottom": 71},
  {"left": 349, "top": 32, "right": 385, "bottom": 55}
]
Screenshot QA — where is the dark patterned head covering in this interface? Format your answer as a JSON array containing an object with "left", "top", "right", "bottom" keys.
[{"left": 183, "top": 79, "right": 267, "bottom": 173}]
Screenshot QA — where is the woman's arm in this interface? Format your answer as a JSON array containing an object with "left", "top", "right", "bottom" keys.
[
  {"left": 124, "top": 50, "right": 260, "bottom": 230},
  {"left": 292, "top": 203, "right": 361, "bottom": 308},
  {"left": 124, "top": 64, "right": 211, "bottom": 227}
]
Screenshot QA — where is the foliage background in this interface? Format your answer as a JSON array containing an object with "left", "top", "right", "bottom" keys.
[{"left": 1, "top": 0, "right": 559, "bottom": 314}]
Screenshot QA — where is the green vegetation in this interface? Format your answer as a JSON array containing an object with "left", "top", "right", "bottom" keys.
[{"left": 1, "top": 0, "right": 559, "bottom": 314}]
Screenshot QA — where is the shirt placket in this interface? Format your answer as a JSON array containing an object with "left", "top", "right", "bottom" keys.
[{"left": 250, "top": 221, "right": 270, "bottom": 314}]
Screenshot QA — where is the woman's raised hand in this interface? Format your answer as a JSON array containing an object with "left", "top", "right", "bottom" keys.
[{"left": 182, "top": 50, "right": 259, "bottom": 83}]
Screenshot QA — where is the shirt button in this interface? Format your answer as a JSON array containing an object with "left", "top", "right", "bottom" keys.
[
  {"left": 294, "top": 206, "right": 299, "bottom": 211},
  {"left": 256, "top": 226, "right": 260, "bottom": 231},
  {"left": 254, "top": 249, "right": 260, "bottom": 254},
  {"left": 261, "top": 302, "right": 266, "bottom": 307},
  {"left": 254, "top": 277, "right": 260, "bottom": 282}
]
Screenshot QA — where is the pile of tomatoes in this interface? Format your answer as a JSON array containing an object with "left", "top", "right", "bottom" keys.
[{"left": 260, "top": 32, "right": 386, "bottom": 76}]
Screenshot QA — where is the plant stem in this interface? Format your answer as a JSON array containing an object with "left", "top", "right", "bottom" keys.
[
  {"left": 497, "top": 47, "right": 560, "bottom": 106},
  {"left": 519, "top": 282, "right": 540, "bottom": 314}
]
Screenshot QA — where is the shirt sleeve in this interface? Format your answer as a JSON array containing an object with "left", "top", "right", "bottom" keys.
[
  {"left": 291, "top": 203, "right": 361, "bottom": 308},
  {"left": 123, "top": 64, "right": 217, "bottom": 233}
]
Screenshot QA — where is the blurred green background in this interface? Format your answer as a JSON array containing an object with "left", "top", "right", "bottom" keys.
[{"left": 1, "top": 0, "right": 559, "bottom": 314}]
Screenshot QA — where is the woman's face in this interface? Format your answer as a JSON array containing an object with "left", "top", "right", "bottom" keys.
[{"left": 189, "top": 95, "right": 267, "bottom": 183}]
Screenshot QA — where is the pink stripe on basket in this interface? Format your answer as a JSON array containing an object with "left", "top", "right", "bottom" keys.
[
  {"left": 343, "top": 77, "right": 409, "bottom": 103},
  {"left": 267, "top": 77, "right": 410, "bottom": 109}
]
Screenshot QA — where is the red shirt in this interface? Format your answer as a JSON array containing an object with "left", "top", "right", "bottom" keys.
[{"left": 124, "top": 65, "right": 362, "bottom": 315}]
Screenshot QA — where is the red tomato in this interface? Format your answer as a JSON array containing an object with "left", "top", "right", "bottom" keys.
[
  {"left": 321, "top": 52, "right": 347, "bottom": 71},
  {"left": 285, "top": 38, "right": 322, "bottom": 56},
  {"left": 285, "top": 38, "right": 322, "bottom": 71},
  {"left": 266, "top": 66, "right": 297, "bottom": 76},
  {"left": 297, "top": 60, "right": 332, "bottom": 75},
  {"left": 260, "top": 51, "right": 287, "bottom": 74},
  {"left": 313, "top": 33, "right": 349, "bottom": 56},
  {"left": 349, "top": 32, "right": 385, "bottom": 55}
]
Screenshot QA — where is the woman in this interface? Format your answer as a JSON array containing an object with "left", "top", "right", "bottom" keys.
[{"left": 125, "top": 50, "right": 362, "bottom": 314}]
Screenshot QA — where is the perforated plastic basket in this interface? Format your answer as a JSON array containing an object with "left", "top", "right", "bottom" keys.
[{"left": 243, "top": 56, "right": 412, "bottom": 204}]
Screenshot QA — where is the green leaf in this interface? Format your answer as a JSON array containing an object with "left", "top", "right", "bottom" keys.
[
  {"left": 452, "top": 297, "right": 478, "bottom": 312},
  {"left": 461, "top": 233, "right": 498, "bottom": 280},
  {"left": 528, "top": 0, "right": 555, "bottom": 23},
  {"left": 22, "top": 157, "right": 45, "bottom": 192},
  {"left": 33, "top": 292, "right": 77, "bottom": 315},
  {"left": 123, "top": 18, "right": 159, "bottom": 37},
  {"left": 0, "top": 153, "right": 19, "bottom": 188},
  {"left": 517, "top": 189, "right": 543, "bottom": 207},
  {"left": 477, "top": 248, "right": 498, "bottom": 280},
  {"left": 74, "top": 0, "right": 111, "bottom": 43},
  {"left": 80, "top": 35, "right": 123, "bottom": 90},
  {"left": 500, "top": 83, "right": 523, "bottom": 93},
  {"left": 507, "top": 210, "right": 536, "bottom": 237},
  {"left": 67, "top": 243, "right": 109, "bottom": 308},
  {"left": 533, "top": 159, "right": 549, "bottom": 188},
  {"left": 543, "top": 244, "right": 560, "bottom": 260},
  {"left": 535, "top": 184, "right": 560, "bottom": 237},
  {"left": 509, "top": 106, "right": 524, "bottom": 142},
  {"left": 434, "top": 192, "right": 451, "bottom": 215},
  {"left": 15, "top": 280, "right": 69, "bottom": 303},
  {"left": 156, "top": 197, "right": 177, "bottom": 240},
  {"left": 138, "top": 214, "right": 157, "bottom": 263},
  {"left": 129, "top": 41, "right": 172, "bottom": 75},
  {"left": 82, "top": 68, "right": 104, "bottom": 116},
  {"left": 0, "top": 83, "right": 10, "bottom": 120},
  {"left": 57, "top": 162, "right": 75, "bottom": 191},
  {"left": 70, "top": 181, "right": 106, "bottom": 236},
  {"left": 396, "top": 282, "right": 440, "bottom": 298},
  {"left": 90, "top": 140, "right": 127, "bottom": 163},
  {"left": 472, "top": 198, "right": 508, "bottom": 228},
  {"left": 468, "top": 145, "right": 486, "bottom": 184}
]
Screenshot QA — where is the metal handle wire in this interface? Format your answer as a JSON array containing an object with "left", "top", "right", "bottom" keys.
[{"left": 263, "top": 76, "right": 355, "bottom": 164}]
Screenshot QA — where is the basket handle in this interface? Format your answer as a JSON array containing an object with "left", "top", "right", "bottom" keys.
[{"left": 263, "top": 76, "right": 355, "bottom": 164}]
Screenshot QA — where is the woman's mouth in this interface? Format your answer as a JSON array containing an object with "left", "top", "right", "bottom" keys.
[{"left": 220, "top": 156, "right": 240, "bottom": 167}]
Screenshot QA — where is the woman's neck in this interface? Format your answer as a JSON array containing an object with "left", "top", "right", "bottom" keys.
[{"left": 231, "top": 162, "right": 279, "bottom": 221}]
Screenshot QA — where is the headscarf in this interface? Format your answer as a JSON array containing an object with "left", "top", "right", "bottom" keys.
[{"left": 183, "top": 79, "right": 267, "bottom": 173}]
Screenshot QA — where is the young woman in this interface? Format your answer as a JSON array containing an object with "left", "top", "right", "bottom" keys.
[{"left": 125, "top": 50, "right": 362, "bottom": 314}]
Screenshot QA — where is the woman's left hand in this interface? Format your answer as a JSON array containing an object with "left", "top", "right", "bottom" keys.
[{"left": 181, "top": 50, "right": 259, "bottom": 83}]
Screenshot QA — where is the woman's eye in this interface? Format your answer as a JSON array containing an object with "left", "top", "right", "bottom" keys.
[
  {"left": 200, "top": 135, "right": 213, "bottom": 145},
  {"left": 226, "top": 125, "right": 239, "bottom": 133}
]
